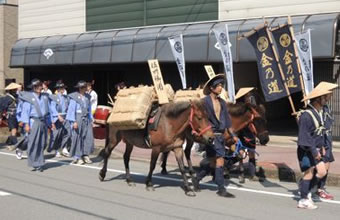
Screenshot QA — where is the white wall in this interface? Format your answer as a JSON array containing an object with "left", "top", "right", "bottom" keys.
[
  {"left": 219, "top": 0, "right": 340, "bottom": 20},
  {"left": 19, "top": 0, "right": 85, "bottom": 38}
]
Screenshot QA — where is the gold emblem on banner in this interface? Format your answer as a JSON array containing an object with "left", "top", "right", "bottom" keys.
[
  {"left": 279, "top": 34, "right": 291, "bottom": 47},
  {"left": 257, "top": 37, "right": 269, "bottom": 52}
]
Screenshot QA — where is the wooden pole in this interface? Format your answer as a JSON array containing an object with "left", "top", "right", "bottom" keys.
[
  {"left": 107, "top": 93, "right": 114, "bottom": 106},
  {"left": 238, "top": 23, "right": 266, "bottom": 40},
  {"left": 265, "top": 25, "right": 297, "bottom": 115},
  {"left": 287, "top": 16, "right": 308, "bottom": 107}
]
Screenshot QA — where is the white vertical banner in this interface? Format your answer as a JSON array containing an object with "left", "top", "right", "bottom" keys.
[
  {"left": 169, "top": 34, "right": 186, "bottom": 89},
  {"left": 295, "top": 29, "right": 314, "bottom": 95},
  {"left": 213, "top": 24, "right": 235, "bottom": 103}
]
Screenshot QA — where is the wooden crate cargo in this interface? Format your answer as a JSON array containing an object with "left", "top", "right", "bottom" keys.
[{"left": 107, "top": 86, "right": 154, "bottom": 130}]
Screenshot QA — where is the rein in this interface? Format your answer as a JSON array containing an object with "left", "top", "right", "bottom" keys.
[{"left": 189, "top": 107, "right": 211, "bottom": 137}]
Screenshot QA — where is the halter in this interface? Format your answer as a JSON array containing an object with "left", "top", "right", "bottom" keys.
[
  {"left": 248, "top": 114, "right": 257, "bottom": 135},
  {"left": 189, "top": 107, "right": 212, "bottom": 137},
  {"left": 248, "top": 107, "right": 270, "bottom": 140}
]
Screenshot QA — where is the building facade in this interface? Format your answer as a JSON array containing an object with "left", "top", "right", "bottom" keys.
[
  {"left": 10, "top": 0, "right": 340, "bottom": 138},
  {"left": 0, "top": 0, "right": 22, "bottom": 93}
]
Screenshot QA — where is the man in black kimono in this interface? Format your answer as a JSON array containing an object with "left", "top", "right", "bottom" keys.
[
  {"left": 297, "top": 85, "right": 332, "bottom": 209},
  {"left": 196, "top": 74, "right": 238, "bottom": 198}
]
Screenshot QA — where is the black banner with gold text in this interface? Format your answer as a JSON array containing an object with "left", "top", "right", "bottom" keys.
[
  {"left": 271, "top": 24, "right": 301, "bottom": 94},
  {"left": 247, "top": 26, "right": 288, "bottom": 102}
]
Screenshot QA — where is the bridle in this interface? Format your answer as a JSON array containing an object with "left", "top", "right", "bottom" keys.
[
  {"left": 189, "top": 106, "right": 212, "bottom": 137},
  {"left": 247, "top": 107, "right": 268, "bottom": 137}
]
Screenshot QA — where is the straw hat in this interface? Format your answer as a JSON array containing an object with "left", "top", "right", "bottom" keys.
[
  {"left": 203, "top": 74, "right": 226, "bottom": 95},
  {"left": 235, "top": 87, "right": 255, "bottom": 100},
  {"left": 301, "top": 87, "right": 332, "bottom": 102},
  {"left": 5, "top": 82, "right": 21, "bottom": 91},
  {"left": 314, "top": 81, "right": 338, "bottom": 91}
]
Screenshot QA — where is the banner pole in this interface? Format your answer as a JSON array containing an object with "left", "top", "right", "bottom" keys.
[
  {"left": 287, "top": 16, "right": 308, "bottom": 107},
  {"left": 265, "top": 25, "right": 297, "bottom": 114}
]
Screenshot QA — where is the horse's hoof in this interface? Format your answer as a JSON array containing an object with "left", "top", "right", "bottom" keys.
[
  {"left": 161, "top": 169, "right": 168, "bottom": 175},
  {"left": 126, "top": 180, "right": 136, "bottom": 187},
  {"left": 146, "top": 186, "right": 155, "bottom": 191},
  {"left": 98, "top": 173, "right": 105, "bottom": 182},
  {"left": 185, "top": 191, "right": 196, "bottom": 197}
]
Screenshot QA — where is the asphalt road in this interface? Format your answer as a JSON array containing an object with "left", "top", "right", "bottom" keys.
[{"left": 1, "top": 149, "right": 340, "bottom": 220}]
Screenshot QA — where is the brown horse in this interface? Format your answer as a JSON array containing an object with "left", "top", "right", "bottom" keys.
[
  {"left": 98, "top": 100, "right": 215, "bottom": 196},
  {"left": 160, "top": 101, "right": 269, "bottom": 177},
  {"left": 227, "top": 101, "right": 269, "bottom": 182}
]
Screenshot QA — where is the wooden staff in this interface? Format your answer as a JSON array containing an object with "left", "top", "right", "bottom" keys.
[
  {"left": 107, "top": 93, "right": 114, "bottom": 106},
  {"left": 287, "top": 16, "right": 308, "bottom": 107},
  {"left": 238, "top": 23, "right": 266, "bottom": 40},
  {"left": 265, "top": 25, "right": 297, "bottom": 115}
]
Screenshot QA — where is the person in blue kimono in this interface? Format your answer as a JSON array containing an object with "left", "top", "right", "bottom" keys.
[
  {"left": 14, "top": 91, "right": 29, "bottom": 160},
  {"left": 0, "top": 83, "right": 21, "bottom": 147},
  {"left": 296, "top": 85, "right": 332, "bottom": 209},
  {"left": 20, "top": 79, "right": 51, "bottom": 172},
  {"left": 66, "top": 80, "right": 94, "bottom": 165},
  {"left": 315, "top": 82, "right": 338, "bottom": 200},
  {"left": 48, "top": 80, "right": 71, "bottom": 158},
  {"left": 196, "top": 74, "right": 238, "bottom": 198}
]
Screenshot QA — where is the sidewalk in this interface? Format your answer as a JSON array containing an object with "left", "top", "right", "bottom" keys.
[{"left": 93, "top": 135, "right": 340, "bottom": 187}]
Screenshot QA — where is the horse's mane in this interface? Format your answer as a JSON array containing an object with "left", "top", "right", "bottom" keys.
[
  {"left": 165, "top": 99, "right": 207, "bottom": 118},
  {"left": 227, "top": 102, "right": 250, "bottom": 117},
  {"left": 165, "top": 101, "right": 191, "bottom": 118}
]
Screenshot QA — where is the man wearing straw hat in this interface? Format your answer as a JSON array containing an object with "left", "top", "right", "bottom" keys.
[
  {"left": 20, "top": 79, "right": 52, "bottom": 172},
  {"left": 48, "top": 80, "right": 71, "bottom": 158},
  {"left": 0, "top": 82, "right": 22, "bottom": 147},
  {"left": 66, "top": 80, "right": 94, "bottom": 165},
  {"left": 312, "top": 82, "right": 338, "bottom": 200},
  {"left": 296, "top": 84, "right": 332, "bottom": 209},
  {"left": 196, "top": 74, "right": 237, "bottom": 198}
]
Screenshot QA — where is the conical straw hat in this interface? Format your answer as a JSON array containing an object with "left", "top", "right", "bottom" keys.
[
  {"left": 235, "top": 87, "right": 255, "bottom": 100},
  {"left": 5, "top": 82, "right": 21, "bottom": 91},
  {"left": 203, "top": 74, "right": 226, "bottom": 95},
  {"left": 314, "top": 81, "right": 338, "bottom": 91},
  {"left": 301, "top": 87, "right": 332, "bottom": 102}
]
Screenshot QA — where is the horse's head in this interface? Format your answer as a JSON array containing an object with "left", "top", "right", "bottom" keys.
[
  {"left": 189, "top": 99, "right": 215, "bottom": 145},
  {"left": 247, "top": 103, "right": 269, "bottom": 145}
]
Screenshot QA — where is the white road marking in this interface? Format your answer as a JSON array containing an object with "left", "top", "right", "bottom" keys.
[
  {"left": 1, "top": 151, "right": 340, "bottom": 205},
  {"left": 0, "top": 190, "right": 11, "bottom": 196}
]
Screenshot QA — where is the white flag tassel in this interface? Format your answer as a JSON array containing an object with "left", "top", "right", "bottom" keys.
[
  {"left": 213, "top": 24, "right": 236, "bottom": 103},
  {"left": 169, "top": 34, "right": 186, "bottom": 89},
  {"left": 295, "top": 29, "right": 314, "bottom": 95}
]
